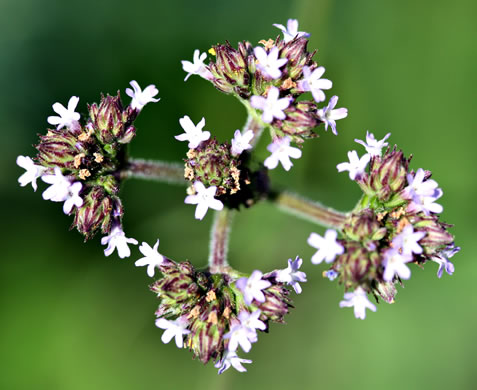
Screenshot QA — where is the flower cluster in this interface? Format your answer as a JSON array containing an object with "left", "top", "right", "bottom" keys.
[
  {"left": 17, "top": 81, "right": 159, "bottom": 249},
  {"left": 307, "top": 132, "right": 458, "bottom": 319},
  {"left": 149, "top": 253, "right": 305, "bottom": 373}
]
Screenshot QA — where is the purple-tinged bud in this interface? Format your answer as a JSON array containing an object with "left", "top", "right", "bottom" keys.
[
  {"left": 152, "top": 261, "right": 200, "bottom": 304},
  {"left": 36, "top": 129, "right": 86, "bottom": 170},
  {"left": 91, "top": 93, "right": 126, "bottom": 144},
  {"left": 372, "top": 280, "right": 397, "bottom": 304},
  {"left": 336, "top": 242, "right": 380, "bottom": 289},
  {"left": 209, "top": 42, "right": 248, "bottom": 94},
  {"left": 96, "top": 174, "right": 119, "bottom": 195},
  {"left": 184, "top": 138, "right": 242, "bottom": 196},
  {"left": 255, "top": 284, "right": 291, "bottom": 323},
  {"left": 118, "top": 125, "right": 136, "bottom": 144},
  {"left": 72, "top": 186, "right": 114, "bottom": 239},
  {"left": 343, "top": 209, "right": 387, "bottom": 242},
  {"left": 409, "top": 215, "right": 454, "bottom": 256},
  {"left": 278, "top": 37, "right": 315, "bottom": 80},
  {"left": 277, "top": 100, "right": 320, "bottom": 143}
]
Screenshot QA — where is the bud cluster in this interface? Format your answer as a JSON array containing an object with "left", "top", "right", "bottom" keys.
[{"left": 150, "top": 258, "right": 296, "bottom": 368}]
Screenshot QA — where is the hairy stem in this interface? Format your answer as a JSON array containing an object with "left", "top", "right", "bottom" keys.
[
  {"left": 208, "top": 209, "right": 234, "bottom": 274},
  {"left": 121, "top": 158, "right": 186, "bottom": 185},
  {"left": 241, "top": 104, "right": 265, "bottom": 147},
  {"left": 270, "top": 191, "right": 348, "bottom": 229}
]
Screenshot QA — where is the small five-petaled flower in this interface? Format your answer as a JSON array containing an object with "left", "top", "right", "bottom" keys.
[
  {"left": 175, "top": 116, "right": 211, "bottom": 149},
  {"left": 135, "top": 239, "right": 164, "bottom": 277},
  {"left": 184, "top": 181, "right": 224, "bottom": 220},
  {"left": 125, "top": 80, "right": 160, "bottom": 111}
]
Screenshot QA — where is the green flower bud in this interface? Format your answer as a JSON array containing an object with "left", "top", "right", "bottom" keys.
[
  {"left": 336, "top": 242, "right": 380, "bottom": 289},
  {"left": 409, "top": 215, "right": 454, "bottom": 256},
  {"left": 343, "top": 209, "right": 387, "bottom": 242},
  {"left": 372, "top": 280, "right": 397, "bottom": 304},
  {"left": 255, "top": 283, "right": 291, "bottom": 323},
  {"left": 277, "top": 100, "right": 319, "bottom": 143},
  {"left": 36, "top": 129, "right": 86, "bottom": 170},
  {"left": 278, "top": 37, "right": 315, "bottom": 80}
]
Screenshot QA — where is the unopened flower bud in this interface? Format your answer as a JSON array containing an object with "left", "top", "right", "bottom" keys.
[
  {"left": 277, "top": 101, "right": 319, "bottom": 143},
  {"left": 343, "top": 209, "right": 387, "bottom": 242},
  {"left": 37, "top": 129, "right": 86, "bottom": 170}
]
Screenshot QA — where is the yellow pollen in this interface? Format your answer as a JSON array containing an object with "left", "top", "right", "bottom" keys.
[
  {"left": 207, "top": 311, "right": 218, "bottom": 325},
  {"left": 93, "top": 153, "right": 104, "bottom": 163},
  {"left": 79, "top": 169, "right": 91, "bottom": 180},
  {"left": 73, "top": 153, "right": 85, "bottom": 169},
  {"left": 223, "top": 307, "right": 231, "bottom": 319},
  {"left": 282, "top": 78, "right": 296, "bottom": 89},
  {"left": 259, "top": 39, "right": 275, "bottom": 50},
  {"left": 208, "top": 47, "right": 216, "bottom": 56},
  {"left": 186, "top": 185, "right": 196, "bottom": 195},
  {"left": 188, "top": 306, "right": 200, "bottom": 319},
  {"left": 206, "top": 290, "right": 217, "bottom": 302}
]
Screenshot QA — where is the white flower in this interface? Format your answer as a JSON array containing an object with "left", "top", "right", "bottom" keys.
[
  {"left": 317, "top": 96, "right": 348, "bottom": 135},
  {"left": 382, "top": 248, "right": 413, "bottom": 281},
  {"left": 276, "top": 256, "right": 307, "bottom": 294},
  {"left": 155, "top": 317, "right": 190, "bottom": 349},
  {"left": 184, "top": 181, "right": 223, "bottom": 220},
  {"left": 297, "top": 66, "right": 332, "bottom": 103},
  {"left": 407, "top": 189, "right": 444, "bottom": 215},
  {"left": 135, "top": 239, "right": 164, "bottom": 277},
  {"left": 125, "top": 80, "right": 160, "bottom": 111},
  {"left": 181, "top": 49, "right": 213, "bottom": 82},
  {"left": 253, "top": 46, "right": 288, "bottom": 79},
  {"left": 175, "top": 116, "right": 211, "bottom": 149},
  {"left": 354, "top": 131, "right": 391, "bottom": 157},
  {"left": 101, "top": 226, "right": 138, "bottom": 259},
  {"left": 47, "top": 96, "right": 81, "bottom": 130},
  {"left": 402, "top": 168, "right": 443, "bottom": 215},
  {"left": 16, "top": 155, "right": 45, "bottom": 191},
  {"left": 41, "top": 167, "right": 73, "bottom": 202},
  {"left": 307, "top": 229, "right": 344, "bottom": 265},
  {"left": 62, "top": 182, "right": 83, "bottom": 214},
  {"left": 250, "top": 86, "right": 291, "bottom": 123},
  {"left": 223, "top": 310, "right": 266, "bottom": 353},
  {"left": 236, "top": 270, "right": 271, "bottom": 305},
  {"left": 273, "top": 19, "right": 310, "bottom": 43},
  {"left": 391, "top": 225, "right": 426, "bottom": 257},
  {"left": 215, "top": 350, "right": 252, "bottom": 374},
  {"left": 231, "top": 129, "right": 254, "bottom": 156},
  {"left": 264, "top": 136, "right": 302, "bottom": 171},
  {"left": 336, "top": 150, "right": 370, "bottom": 180},
  {"left": 339, "top": 287, "right": 377, "bottom": 320}
]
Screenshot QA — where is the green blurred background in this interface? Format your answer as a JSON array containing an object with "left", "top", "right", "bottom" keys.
[{"left": 1, "top": 0, "right": 476, "bottom": 389}]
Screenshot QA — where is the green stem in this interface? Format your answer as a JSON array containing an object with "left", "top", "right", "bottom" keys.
[
  {"left": 208, "top": 209, "right": 234, "bottom": 274},
  {"left": 121, "top": 158, "right": 186, "bottom": 185},
  {"left": 241, "top": 103, "right": 265, "bottom": 147},
  {"left": 270, "top": 191, "right": 348, "bottom": 230}
]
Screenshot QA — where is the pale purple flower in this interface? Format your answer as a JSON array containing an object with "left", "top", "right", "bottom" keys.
[
  {"left": 297, "top": 66, "right": 332, "bottom": 103},
  {"left": 184, "top": 181, "right": 223, "bottom": 220},
  {"left": 403, "top": 168, "right": 443, "bottom": 215},
  {"left": 250, "top": 86, "right": 291, "bottom": 123},
  {"left": 223, "top": 310, "right": 265, "bottom": 353},
  {"left": 253, "top": 46, "right": 287, "bottom": 79},
  {"left": 155, "top": 317, "right": 190, "bottom": 349},
  {"left": 324, "top": 269, "right": 339, "bottom": 281},
  {"left": 307, "top": 229, "right": 344, "bottom": 264},
  {"left": 339, "top": 287, "right": 377, "bottom": 320},
  {"left": 215, "top": 350, "right": 252, "bottom": 374},
  {"left": 264, "top": 136, "right": 302, "bottom": 171},
  {"left": 354, "top": 131, "right": 391, "bottom": 157},
  {"left": 41, "top": 169, "right": 83, "bottom": 214},
  {"left": 391, "top": 225, "right": 426, "bottom": 256},
  {"left": 231, "top": 129, "right": 254, "bottom": 156},
  {"left": 125, "top": 80, "right": 160, "bottom": 111},
  {"left": 336, "top": 150, "right": 370, "bottom": 180},
  {"left": 175, "top": 116, "right": 211, "bottom": 149},
  {"left": 382, "top": 248, "right": 413, "bottom": 281},
  {"left": 101, "top": 226, "right": 138, "bottom": 259},
  {"left": 62, "top": 182, "right": 83, "bottom": 214},
  {"left": 135, "top": 239, "right": 164, "bottom": 277},
  {"left": 181, "top": 49, "right": 213, "bottom": 82},
  {"left": 16, "top": 155, "right": 45, "bottom": 191},
  {"left": 317, "top": 96, "right": 348, "bottom": 135},
  {"left": 276, "top": 256, "right": 307, "bottom": 294},
  {"left": 47, "top": 96, "right": 81, "bottom": 130},
  {"left": 236, "top": 270, "right": 271, "bottom": 305},
  {"left": 273, "top": 19, "right": 310, "bottom": 43},
  {"left": 432, "top": 246, "right": 459, "bottom": 278}
]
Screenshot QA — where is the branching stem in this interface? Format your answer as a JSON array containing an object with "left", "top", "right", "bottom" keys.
[
  {"left": 121, "top": 158, "right": 186, "bottom": 185},
  {"left": 208, "top": 209, "right": 234, "bottom": 274}
]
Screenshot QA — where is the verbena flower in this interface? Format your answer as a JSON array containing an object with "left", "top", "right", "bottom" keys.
[
  {"left": 125, "top": 80, "right": 160, "bottom": 111},
  {"left": 431, "top": 245, "right": 459, "bottom": 278},
  {"left": 298, "top": 66, "right": 332, "bottom": 103},
  {"left": 355, "top": 131, "right": 390, "bottom": 157},
  {"left": 184, "top": 181, "right": 224, "bottom": 220},
  {"left": 264, "top": 136, "right": 302, "bottom": 171},
  {"left": 253, "top": 46, "right": 288, "bottom": 80},
  {"left": 230, "top": 130, "right": 254, "bottom": 156},
  {"left": 101, "top": 226, "right": 138, "bottom": 258},
  {"left": 16, "top": 155, "right": 45, "bottom": 191},
  {"left": 224, "top": 310, "right": 266, "bottom": 353},
  {"left": 215, "top": 350, "right": 252, "bottom": 374},
  {"left": 392, "top": 225, "right": 426, "bottom": 256},
  {"left": 339, "top": 287, "right": 377, "bottom": 320},
  {"left": 182, "top": 49, "right": 213, "bottom": 81},
  {"left": 250, "top": 86, "right": 291, "bottom": 123},
  {"left": 175, "top": 116, "right": 211, "bottom": 149},
  {"left": 276, "top": 256, "right": 307, "bottom": 294},
  {"left": 402, "top": 168, "right": 443, "bottom": 215},
  {"left": 316, "top": 95, "right": 348, "bottom": 135},
  {"left": 62, "top": 182, "right": 83, "bottom": 214},
  {"left": 273, "top": 19, "right": 310, "bottom": 43},
  {"left": 382, "top": 248, "right": 413, "bottom": 281},
  {"left": 236, "top": 270, "right": 272, "bottom": 305},
  {"left": 156, "top": 317, "right": 191, "bottom": 348},
  {"left": 47, "top": 96, "right": 81, "bottom": 130},
  {"left": 307, "top": 229, "right": 344, "bottom": 264},
  {"left": 336, "top": 150, "right": 370, "bottom": 180},
  {"left": 135, "top": 239, "right": 164, "bottom": 277}
]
